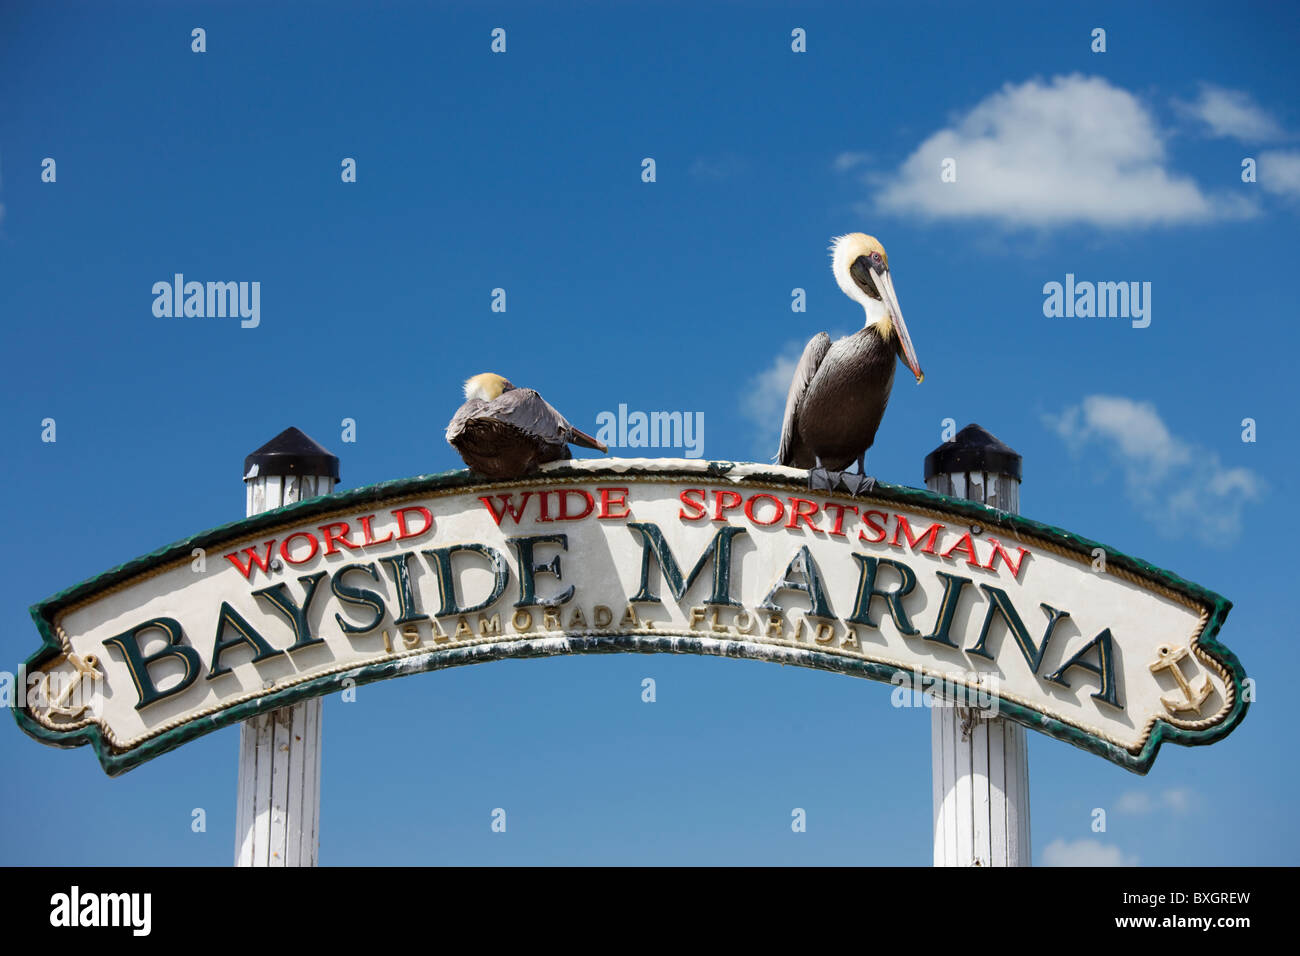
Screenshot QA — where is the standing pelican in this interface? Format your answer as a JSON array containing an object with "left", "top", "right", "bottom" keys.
[
  {"left": 446, "top": 373, "right": 607, "bottom": 479},
  {"left": 778, "top": 233, "right": 923, "bottom": 494}
]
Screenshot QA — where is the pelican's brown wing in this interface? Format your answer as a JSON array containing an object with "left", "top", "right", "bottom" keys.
[
  {"left": 485, "top": 388, "right": 573, "bottom": 444},
  {"left": 445, "top": 398, "right": 487, "bottom": 445},
  {"left": 778, "top": 332, "right": 831, "bottom": 468},
  {"left": 446, "top": 389, "right": 604, "bottom": 480},
  {"left": 446, "top": 394, "right": 559, "bottom": 478}
]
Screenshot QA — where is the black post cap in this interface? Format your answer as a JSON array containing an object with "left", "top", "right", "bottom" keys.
[
  {"left": 244, "top": 427, "right": 340, "bottom": 481},
  {"left": 924, "top": 424, "right": 1021, "bottom": 482}
]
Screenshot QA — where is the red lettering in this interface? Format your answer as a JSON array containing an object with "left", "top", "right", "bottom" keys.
[
  {"left": 556, "top": 489, "right": 594, "bottom": 521},
  {"left": 785, "top": 497, "right": 822, "bottom": 532},
  {"left": 538, "top": 491, "right": 553, "bottom": 522},
  {"left": 858, "top": 509, "right": 890, "bottom": 544},
  {"left": 280, "top": 531, "right": 320, "bottom": 566},
  {"left": 358, "top": 514, "right": 393, "bottom": 546},
  {"left": 678, "top": 488, "right": 707, "bottom": 521},
  {"left": 713, "top": 490, "right": 743, "bottom": 522},
  {"left": 319, "top": 521, "right": 361, "bottom": 556},
  {"left": 984, "top": 538, "right": 1031, "bottom": 578},
  {"left": 392, "top": 506, "right": 433, "bottom": 540},
  {"left": 941, "top": 533, "right": 982, "bottom": 568},
  {"left": 745, "top": 493, "right": 785, "bottom": 526},
  {"left": 600, "top": 487, "right": 632, "bottom": 519},
  {"left": 479, "top": 493, "right": 533, "bottom": 527},
  {"left": 823, "top": 502, "right": 859, "bottom": 537},
  {"left": 890, "top": 515, "right": 944, "bottom": 554},
  {"left": 224, "top": 541, "right": 276, "bottom": 579}
]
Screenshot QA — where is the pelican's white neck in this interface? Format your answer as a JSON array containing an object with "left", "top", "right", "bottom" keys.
[
  {"left": 833, "top": 238, "right": 892, "bottom": 338},
  {"left": 860, "top": 296, "right": 893, "bottom": 339}
]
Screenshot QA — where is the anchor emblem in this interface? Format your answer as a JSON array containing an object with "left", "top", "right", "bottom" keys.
[
  {"left": 1149, "top": 644, "right": 1213, "bottom": 716},
  {"left": 38, "top": 653, "right": 103, "bottom": 720}
]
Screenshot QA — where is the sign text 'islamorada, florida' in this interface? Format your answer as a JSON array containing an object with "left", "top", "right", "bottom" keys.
[{"left": 15, "top": 461, "right": 1247, "bottom": 775}]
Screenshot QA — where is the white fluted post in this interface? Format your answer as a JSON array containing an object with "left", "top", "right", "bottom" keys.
[
  {"left": 925, "top": 424, "right": 1031, "bottom": 867},
  {"left": 235, "top": 427, "right": 339, "bottom": 867}
]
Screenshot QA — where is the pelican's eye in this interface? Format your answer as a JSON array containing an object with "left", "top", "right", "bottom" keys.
[{"left": 871, "top": 252, "right": 883, "bottom": 266}]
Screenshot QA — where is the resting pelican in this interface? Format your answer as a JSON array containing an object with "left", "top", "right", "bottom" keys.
[
  {"left": 446, "top": 373, "right": 607, "bottom": 479},
  {"left": 778, "top": 233, "right": 923, "bottom": 494}
]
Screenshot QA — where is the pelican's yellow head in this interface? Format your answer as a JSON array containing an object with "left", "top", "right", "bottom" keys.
[
  {"left": 829, "top": 232, "right": 923, "bottom": 384},
  {"left": 831, "top": 232, "right": 887, "bottom": 271},
  {"left": 464, "top": 372, "right": 514, "bottom": 402},
  {"left": 830, "top": 233, "right": 891, "bottom": 310}
]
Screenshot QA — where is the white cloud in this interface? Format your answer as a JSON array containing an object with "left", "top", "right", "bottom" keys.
[
  {"left": 1175, "top": 84, "right": 1284, "bottom": 141},
  {"left": 1117, "top": 787, "right": 1196, "bottom": 815},
  {"left": 1162, "top": 787, "right": 1194, "bottom": 814},
  {"left": 873, "top": 74, "right": 1255, "bottom": 227},
  {"left": 833, "top": 151, "right": 871, "bottom": 172},
  {"left": 743, "top": 340, "right": 806, "bottom": 459},
  {"left": 1043, "top": 838, "right": 1138, "bottom": 867},
  {"left": 689, "top": 155, "right": 747, "bottom": 181},
  {"left": 1044, "top": 395, "right": 1264, "bottom": 545},
  {"left": 742, "top": 331, "right": 852, "bottom": 458},
  {"left": 1115, "top": 791, "right": 1153, "bottom": 815},
  {"left": 1259, "top": 150, "right": 1300, "bottom": 199}
]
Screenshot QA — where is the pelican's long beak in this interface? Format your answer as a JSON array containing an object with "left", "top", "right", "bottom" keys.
[{"left": 876, "top": 268, "right": 923, "bottom": 384}]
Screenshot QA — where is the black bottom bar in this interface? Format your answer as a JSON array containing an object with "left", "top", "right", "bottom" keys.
[{"left": 8, "top": 865, "right": 1283, "bottom": 940}]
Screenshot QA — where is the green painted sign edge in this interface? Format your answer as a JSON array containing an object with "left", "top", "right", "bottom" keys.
[{"left": 12, "top": 461, "right": 1247, "bottom": 776}]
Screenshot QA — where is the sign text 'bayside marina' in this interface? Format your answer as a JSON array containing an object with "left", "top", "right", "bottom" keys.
[{"left": 17, "top": 460, "right": 1245, "bottom": 776}]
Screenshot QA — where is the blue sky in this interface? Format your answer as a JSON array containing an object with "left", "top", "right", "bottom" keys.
[{"left": 1, "top": 0, "right": 1297, "bottom": 865}]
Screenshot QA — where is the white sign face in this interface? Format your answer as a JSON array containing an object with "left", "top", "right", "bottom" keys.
[{"left": 15, "top": 460, "right": 1246, "bottom": 775}]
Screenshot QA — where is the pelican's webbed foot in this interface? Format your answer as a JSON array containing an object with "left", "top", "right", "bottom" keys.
[
  {"left": 838, "top": 472, "right": 876, "bottom": 496},
  {"left": 808, "top": 466, "right": 835, "bottom": 491}
]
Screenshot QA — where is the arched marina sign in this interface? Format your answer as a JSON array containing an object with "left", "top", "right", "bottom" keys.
[{"left": 15, "top": 460, "right": 1246, "bottom": 775}]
